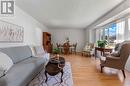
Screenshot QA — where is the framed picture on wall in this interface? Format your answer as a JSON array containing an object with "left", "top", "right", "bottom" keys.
[{"left": 0, "top": 20, "right": 24, "bottom": 43}]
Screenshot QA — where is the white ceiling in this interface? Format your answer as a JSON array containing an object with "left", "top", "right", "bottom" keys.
[{"left": 16, "top": 0, "right": 124, "bottom": 29}]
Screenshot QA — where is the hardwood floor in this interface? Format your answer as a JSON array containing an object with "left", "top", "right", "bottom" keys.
[{"left": 61, "top": 54, "right": 130, "bottom": 86}]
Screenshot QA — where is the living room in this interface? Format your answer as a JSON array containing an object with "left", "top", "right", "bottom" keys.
[{"left": 0, "top": 0, "right": 130, "bottom": 86}]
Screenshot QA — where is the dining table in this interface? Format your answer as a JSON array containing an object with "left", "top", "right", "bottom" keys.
[{"left": 57, "top": 42, "right": 74, "bottom": 54}]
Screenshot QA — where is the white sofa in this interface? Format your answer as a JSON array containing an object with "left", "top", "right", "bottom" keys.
[{"left": 0, "top": 46, "right": 49, "bottom": 86}]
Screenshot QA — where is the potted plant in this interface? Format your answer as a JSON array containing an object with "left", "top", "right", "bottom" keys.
[
  {"left": 97, "top": 40, "right": 108, "bottom": 48},
  {"left": 52, "top": 48, "right": 60, "bottom": 59}
]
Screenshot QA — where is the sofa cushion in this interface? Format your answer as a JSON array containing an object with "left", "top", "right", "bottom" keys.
[
  {"left": 0, "top": 56, "right": 46, "bottom": 86},
  {"left": 0, "top": 52, "right": 13, "bottom": 78},
  {"left": 0, "top": 46, "right": 32, "bottom": 64}
]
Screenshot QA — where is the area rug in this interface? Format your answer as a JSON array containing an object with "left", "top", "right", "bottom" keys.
[{"left": 28, "top": 62, "right": 73, "bottom": 86}]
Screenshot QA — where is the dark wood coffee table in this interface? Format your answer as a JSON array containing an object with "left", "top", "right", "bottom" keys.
[{"left": 45, "top": 57, "right": 65, "bottom": 83}]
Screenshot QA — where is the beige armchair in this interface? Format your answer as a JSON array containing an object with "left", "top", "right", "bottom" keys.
[
  {"left": 82, "top": 43, "right": 94, "bottom": 57},
  {"left": 100, "top": 43, "right": 130, "bottom": 78}
]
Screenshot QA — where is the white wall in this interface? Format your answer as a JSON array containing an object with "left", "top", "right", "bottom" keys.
[
  {"left": 49, "top": 29, "right": 86, "bottom": 52},
  {"left": 85, "top": 29, "right": 89, "bottom": 42},
  {"left": 0, "top": 6, "right": 48, "bottom": 48}
]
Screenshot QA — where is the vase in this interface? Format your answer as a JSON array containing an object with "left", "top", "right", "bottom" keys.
[{"left": 54, "top": 54, "right": 60, "bottom": 60}]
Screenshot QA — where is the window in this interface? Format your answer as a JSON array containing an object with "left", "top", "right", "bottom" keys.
[
  {"left": 104, "top": 23, "right": 116, "bottom": 43},
  {"left": 105, "top": 28, "right": 109, "bottom": 40},
  {"left": 109, "top": 23, "right": 116, "bottom": 43},
  {"left": 95, "top": 21, "right": 125, "bottom": 43}
]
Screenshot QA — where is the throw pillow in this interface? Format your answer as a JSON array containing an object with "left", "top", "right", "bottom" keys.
[
  {"left": 0, "top": 52, "right": 13, "bottom": 78},
  {"left": 111, "top": 51, "right": 120, "bottom": 57},
  {"left": 34, "top": 46, "right": 46, "bottom": 56},
  {"left": 30, "top": 46, "right": 46, "bottom": 57},
  {"left": 115, "top": 41, "right": 130, "bottom": 56},
  {"left": 114, "top": 43, "right": 121, "bottom": 51}
]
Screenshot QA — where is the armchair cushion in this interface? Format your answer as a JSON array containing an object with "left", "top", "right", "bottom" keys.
[{"left": 100, "top": 55, "right": 120, "bottom": 69}]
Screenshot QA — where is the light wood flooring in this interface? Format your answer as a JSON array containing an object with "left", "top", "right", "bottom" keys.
[{"left": 61, "top": 54, "right": 130, "bottom": 86}]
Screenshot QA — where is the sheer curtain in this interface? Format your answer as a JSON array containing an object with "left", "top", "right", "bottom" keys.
[
  {"left": 95, "top": 29, "right": 100, "bottom": 42},
  {"left": 95, "top": 29, "right": 104, "bottom": 41},
  {"left": 116, "top": 21, "right": 125, "bottom": 43},
  {"left": 128, "top": 18, "right": 130, "bottom": 40}
]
